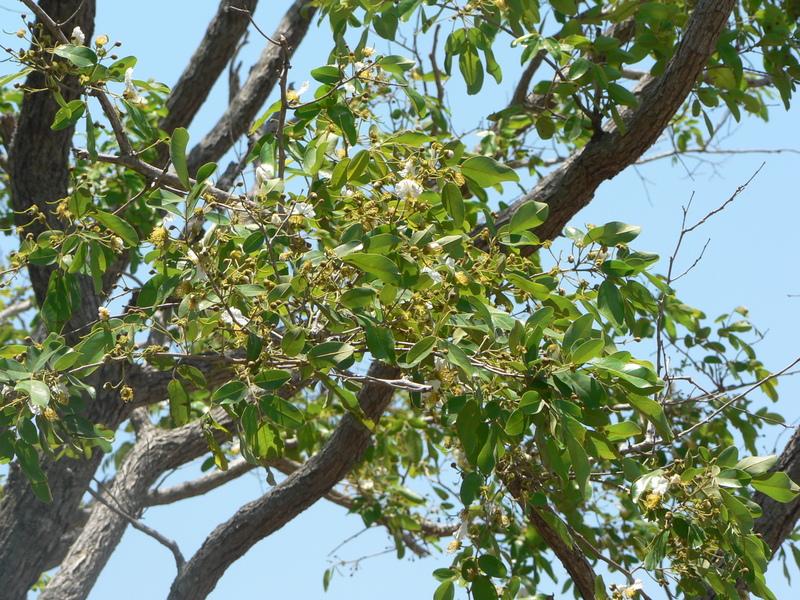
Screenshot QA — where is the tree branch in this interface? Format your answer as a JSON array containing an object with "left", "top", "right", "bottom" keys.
[
  {"left": 479, "top": 0, "right": 737, "bottom": 252},
  {"left": 167, "top": 361, "right": 400, "bottom": 600},
  {"left": 159, "top": 0, "right": 259, "bottom": 139},
  {"left": 185, "top": 0, "right": 316, "bottom": 174},
  {"left": 145, "top": 457, "right": 257, "bottom": 507}
]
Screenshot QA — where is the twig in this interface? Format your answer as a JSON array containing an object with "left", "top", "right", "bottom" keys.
[
  {"left": 86, "top": 480, "right": 186, "bottom": 570},
  {"left": 145, "top": 458, "right": 257, "bottom": 506},
  {"left": 0, "top": 299, "right": 33, "bottom": 322},
  {"left": 277, "top": 35, "right": 290, "bottom": 179},
  {"left": 90, "top": 89, "right": 133, "bottom": 155},
  {"left": 19, "top": 0, "right": 69, "bottom": 44},
  {"left": 675, "top": 356, "right": 800, "bottom": 441}
]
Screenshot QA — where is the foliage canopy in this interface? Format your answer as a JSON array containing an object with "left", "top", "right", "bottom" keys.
[{"left": 0, "top": 1, "right": 799, "bottom": 599}]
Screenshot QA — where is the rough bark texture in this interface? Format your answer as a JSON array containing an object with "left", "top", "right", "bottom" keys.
[
  {"left": 166, "top": 362, "right": 400, "bottom": 600},
  {"left": 754, "top": 426, "right": 800, "bottom": 552},
  {"left": 186, "top": 0, "right": 316, "bottom": 174},
  {"left": 159, "top": 0, "right": 259, "bottom": 138},
  {"left": 484, "top": 0, "right": 738, "bottom": 253},
  {"left": 37, "top": 408, "right": 239, "bottom": 600}
]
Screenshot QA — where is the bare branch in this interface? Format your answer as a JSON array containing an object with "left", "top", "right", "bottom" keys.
[
  {"left": 479, "top": 0, "right": 738, "bottom": 252},
  {"left": 159, "top": 0, "right": 259, "bottom": 138},
  {"left": 186, "top": 0, "right": 317, "bottom": 174},
  {"left": 84, "top": 480, "right": 186, "bottom": 570},
  {"left": 145, "top": 458, "right": 257, "bottom": 507},
  {"left": 167, "top": 361, "right": 400, "bottom": 600},
  {"left": 0, "top": 299, "right": 33, "bottom": 322}
]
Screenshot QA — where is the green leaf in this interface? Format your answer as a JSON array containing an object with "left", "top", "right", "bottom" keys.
[
  {"left": 507, "top": 201, "right": 549, "bottom": 235},
  {"left": 478, "top": 554, "right": 508, "bottom": 578},
  {"left": 328, "top": 105, "right": 358, "bottom": 146},
  {"left": 94, "top": 210, "right": 139, "bottom": 247},
  {"left": 51, "top": 100, "right": 86, "bottom": 131},
  {"left": 459, "top": 46, "right": 484, "bottom": 95},
  {"left": 170, "top": 127, "right": 191, "bottom": 190},
  {"left": 460, "top": 470, "right": 483, "bottom": 505},
  {"left": 751, "top": 472, "right": 800, "bottom": 502},
  {"left": 253, "top": 369, "right": 292, "bottom": 391},
  {"left": 15, "top": 440, "right": 51, "bottom": 501},
  {"left": 584, "top": 222, "right": 642, "bottom": 246},
  {"left": 405, "top": 337, "right": 437, "bottom": 366},
  {"left": 736, "top": 455, "right": 778, "bottom": 476},
  {"left": 441, "top": 182, "right": 465, "bottom": 229},
  {"left": 471, "top": 575, "right": 499, "bottom": 600},
  {"left": 605, "top": 421, "right": 642, "bottom": 441},
  {"left": 627, "top": 394, "right": 673, "bottom": 441},
  {"left": 598, "top": 280, "right": 625, "bottom": 329},
  {"left": 123, "top": 99, "right": 153, "bottom": 139},
  {"left": 15, "top": 380, "right": 51, "bottom": 407},
  {"left": 343, "top": 253, "right": 401, "bottom": 284},
  {"left": 53, "top": 44, "right": 98, "bottom": 67},
  {"left": 570, "top": 338, "right": 604, "bottom": 364},
  {"left": 168, "top": 379, "right": 190, "bottom": 426},
  {"left": 433, "top": 581, "right": 455, "bottom": 600},
  {"left": 311, "top": 65, "right": 341, "bottom": 84},
  {"left": 211, "top": 380, "right": 248, "bottom": 405},
  {"left": 341, "top": 287, "right": 377, "bottom": 309},
  {"left": 364, "top": 323, "right": 396, "bottom": 363},
  {"left": 347, "top": 149, "right": 371, "bottom": 182},
  {"left": 308, "top": 342, "right": 355, "bottom": 369},
  {"left": 550, "top": 0, "right": 578, "bottom": 15},
  {"left": 461, "top": 156, "right": 519, "bottom": 188},
  {"left": 378, "top": 55, "right": 416, "bottom": 73},
  {"left": 720, "top": 489, "right": 754, "bottom": 531},
  {"left": 281, "top": 327, "right": 306, "bottom": 357},
  {"left": 259, "top": 395, "right": 305, "bottom": 429},
  {"left": 607, "top": 82, "right": 639, "bottom": 108},
  {"left": 592, "top": 356, "right": 663, "bottom": 394}
]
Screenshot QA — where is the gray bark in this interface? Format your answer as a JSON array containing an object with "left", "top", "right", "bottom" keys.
[
  {"left": 166, "top": 362, "right": 400, "bottom": 600},
  {"left": 186, "top": 0, "right": 316, "bottom": 174}
]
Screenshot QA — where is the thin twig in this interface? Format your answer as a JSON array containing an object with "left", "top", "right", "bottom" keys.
[
  {"left": 675, "top": 356, "right": 800, "bottom": 441},
  {"left": 86, "top": 480, "right": 186, "bottom": 570},
  {"left": 19, "top": 0, "right": 69, "bottom": 44}
]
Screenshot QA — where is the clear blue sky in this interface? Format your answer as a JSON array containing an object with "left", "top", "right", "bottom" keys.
[{"left": 2, "top": 0, "right": 798, "bottom": 598}]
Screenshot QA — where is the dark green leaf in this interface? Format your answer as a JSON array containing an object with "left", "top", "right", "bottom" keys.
[
  {"left": 170, "top": 127, "right": 191, "bottom": 189},
  {"left": 461, "top": 156, "right": 519, "bottom": 188},
  {"left": 168, "top": 379, "right": 190, "bottom": 426}
]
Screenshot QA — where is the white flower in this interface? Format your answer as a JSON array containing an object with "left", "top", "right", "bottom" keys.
[
  {"left": 221, "top": 307, "right": 248, "bottom": 328},
  {"left": 616, "top": 579, "right": 643, "bottom": 599},
  {"left": 651, "top": 476, "right": 670, "bottom": 496},
  {"left": 98, "top": 306, "right": 110, "bottom": 321},
  {"left": 186, "top": 249, "right": 208, "bottom": 281},
  {"left": 399, "top": 159, "right": 417, "bottom": 179},
  {"left": 286, "top": 81, "right": 309, "bottom": 103},
  {"left": 421, "top": 266, "right": 442, "bottom": 284},
  {"left": 123, "top": 68, "right": 146, "bottom": 105},
  {"left": 71, "top": 26, "right": 85, "bottom": 46},
  {"left": 289, "top": 202, "right": 316, "bottom": 219},
  {"left": 446, "top": 511, "right": 470, "bottom": 554},
  {"left": 27, "top": 398, "right": 43, "bottom": 416},
  {"left": 393, "top": 178, "right": 423, "bottom": 200},
  {"left": 444, "top": 257, "right": 456, "bottom": 273},
  {"left": 255, "top": 164, "right": 275, "bottom": 186}
]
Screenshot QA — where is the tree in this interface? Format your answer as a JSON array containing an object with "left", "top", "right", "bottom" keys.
[{"left": 1, "top": 0, "right": 799, "bottom": 599}]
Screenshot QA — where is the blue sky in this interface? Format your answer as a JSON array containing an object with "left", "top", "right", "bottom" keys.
[{"left": 2, "top": 0, "right": 799, "bottom": 598}]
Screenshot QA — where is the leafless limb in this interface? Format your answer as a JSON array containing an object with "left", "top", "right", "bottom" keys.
[
  {"left": 85, "top": 480, "right": 186, "bottom": 570},
  {"left": 185, "top": 0, "right": 316, "bottom": 174},
  {"left": 166, "top": 362, "right": 400, "bottom": 600},
  {"left": 0, "top": 299, "right": 33, "bottom": 322},
  {"left": 145, "top": 458, "right": 257, "bottom": 507},
  {"left": 159, "top": 0, "right": 259, "bottom": 139}
]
